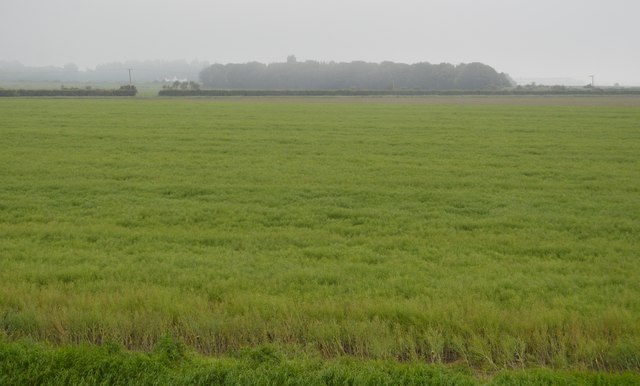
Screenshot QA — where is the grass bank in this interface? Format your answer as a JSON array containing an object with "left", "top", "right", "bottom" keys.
[{"left": 2, "top": 339, "right": 639, "bottom": 385}]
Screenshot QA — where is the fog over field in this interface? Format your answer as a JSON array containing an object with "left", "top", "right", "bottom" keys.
[{"left": 1, "top": 0, "right": 639, "bottom": 86}]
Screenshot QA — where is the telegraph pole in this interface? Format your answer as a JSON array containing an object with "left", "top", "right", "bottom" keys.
[{"left": 128, "top": 68, "right": 133, "bottom": 87}]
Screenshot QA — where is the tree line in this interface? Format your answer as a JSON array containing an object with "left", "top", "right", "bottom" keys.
[
  {"left": 0, "top": 60, "right": 207, "bottom": 83},
  {"left": 0, "top": 85, "right": 137, "bottom": 97},
  {"left": 158, "top": 87, "right": 640, "bottom": 97},
  {"left": 199, "top": 58, "right": 513, "bottom": 90}
]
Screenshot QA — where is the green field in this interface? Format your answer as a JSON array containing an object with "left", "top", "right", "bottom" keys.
[{"left": 1, "top": 97, "right": 639, "bottom": 384}]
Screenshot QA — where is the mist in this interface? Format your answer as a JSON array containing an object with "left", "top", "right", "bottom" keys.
[{"left": 1, "top": 0, "right": 639, "bottom": 85}]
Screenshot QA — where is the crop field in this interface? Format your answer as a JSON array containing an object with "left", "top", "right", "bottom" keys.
[{"left": 1, "top": 97, "right": 639, "bottom": 384}]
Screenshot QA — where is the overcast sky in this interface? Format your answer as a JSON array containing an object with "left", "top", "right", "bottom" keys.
[{"left": 1, "top": 0, "right": 639, "bottom": 85}]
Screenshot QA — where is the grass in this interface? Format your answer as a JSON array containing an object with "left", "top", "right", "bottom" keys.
[
  {"left": 2, "top": 338, "right": 639, "bottom": 385},
  {"left": 1, "top": 97, "right": 639, "bottom": 381}
]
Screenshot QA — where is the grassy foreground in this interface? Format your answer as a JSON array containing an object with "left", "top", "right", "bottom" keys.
[
  {"left": 2, "top": 338, "right": 639, "bottom": 385},
  {"left": 1, "top": 97, "right": 639, "bottom": 381}
]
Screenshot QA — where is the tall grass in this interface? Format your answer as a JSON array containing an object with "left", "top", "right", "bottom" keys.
[
  {"left": 0, "top": 98, "right": 639, "bottom": 372},
  {"left": 2, "top": 338, "right": 639, "bottom": 385}
]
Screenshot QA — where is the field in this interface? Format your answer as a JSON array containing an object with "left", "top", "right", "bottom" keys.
[{"left": 1, "top": 97, "right": 639, "bottom": 384}]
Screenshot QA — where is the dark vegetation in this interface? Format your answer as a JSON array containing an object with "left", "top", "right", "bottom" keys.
[
  {"left": 162, "top": 80, "right": 201, "bottom": 91},
  {"left": 158, "top": 86, "right": 640, "bottom": 97},
  {"left": 199, "top": 58, "right": 512, "bottom": 90},
  {"left": 0, "top": 85, "right": 137, "bottom": 97},
  {"left": 2, "top": 339, "right": 639, "bottom": 386}
]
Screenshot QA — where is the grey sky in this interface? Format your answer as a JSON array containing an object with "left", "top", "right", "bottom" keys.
[{"left": 1, "top": 0, "right": 639, "bottom": 85}]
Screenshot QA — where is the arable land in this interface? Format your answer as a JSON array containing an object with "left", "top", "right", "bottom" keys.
[{"left": 1, "top": 97, "right": 639, "bottom": 384}]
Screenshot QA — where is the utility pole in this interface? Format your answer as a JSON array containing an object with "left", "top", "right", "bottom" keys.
[{"left": 128, "top": 68, "right": 133, "bottom": 87}]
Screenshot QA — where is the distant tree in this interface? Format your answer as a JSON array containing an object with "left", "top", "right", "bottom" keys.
[
  {"left": 199, "top": 59, "right": 512, "bottom": 91},
  {"left": 63, "top": 63, "right": 78, "bottom": 72},
  {"left": 454, "top": 62, "right": 510, "bottom": 90}
]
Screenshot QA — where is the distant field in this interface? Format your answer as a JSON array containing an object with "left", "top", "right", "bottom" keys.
[{"left": 1, "top": 97, "right": 639, "bottom": 383}]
